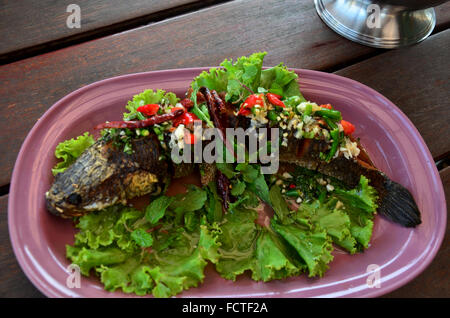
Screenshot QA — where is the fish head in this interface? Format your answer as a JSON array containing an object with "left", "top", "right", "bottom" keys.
[{"left": 45, "top": 179, "right": 87, "bottom": 218}]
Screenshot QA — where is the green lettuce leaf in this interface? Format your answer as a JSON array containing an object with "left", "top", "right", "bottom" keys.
[
  {"left": 98, "top": 258, "right": 153, "bottom": 295},
  {"left": 131, "top": 229, "right": 153, "bottom": 248},
  {"left": 66, "top": 246, "right": 127, "bottom": 276},
  {"left": 252, "top": 229, "right": 302, "bottom": 282},
  {"left": 220, "top": 52, "right": 266, "bottom": 102},
  {"left": 296, "top": 200, "right": 358, "bottom": 254},
  {"left": 333, "top": 176, "right": 378, "bottom": 249},
  {"left": 270, "top": 220, "right": 334, "bottom": 277},
  {"left": 52, "top": 132, "right": 94, "bottom": 175},
  {"left": 192, "top": 52, "right": 304, "bottom": 101},
  {"left": 67, "top": 202, "right": 221, "bottom": 298},
  {"left": 72, "top": 205, "right": 142, "bottom": 252},
  {"left": 333, "top": 176, "right": 378, "bottom": 213},
  {"left": 260, "top": 63, "right": 305, "bottom": 99},
  {"left": 214, "top": 208, "right": 304, "bottom": 282},
  {"left": 215, "top": 208, "right": 259, "bottom": 280}
]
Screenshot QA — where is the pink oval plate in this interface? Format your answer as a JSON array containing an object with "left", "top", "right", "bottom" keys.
[{"left": 8, "top": 68, "right": 446, "bottom": 298}]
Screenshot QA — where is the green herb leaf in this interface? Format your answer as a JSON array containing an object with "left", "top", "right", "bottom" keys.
[
  {"left": 216, "top": 162, "right": 236, "bottom": 179},
  {"left": 231, "top": 180, "right": 246, "bottom": 196},
  {"left": 247, "top": 173, "right": 270, "bottom": 204},
  {"left": 170, "top": 185, "right": 208, "bottom": 213},
  {"left": 145, "top": 196, "right": 175, "bottom": 225},
  {"left": 235, "top": 163, "right": 259, "bottom": 182},
  {"left": 269, "top": 184, "right": 291, "bottom": 222}
]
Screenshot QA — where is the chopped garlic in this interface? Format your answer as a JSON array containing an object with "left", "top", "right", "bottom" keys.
[
  {"left": 339, "top": 137, "right": 360, "bottom": 159},
  {"left": 282, "top": 172, "right": 293, "bottom": 179}
]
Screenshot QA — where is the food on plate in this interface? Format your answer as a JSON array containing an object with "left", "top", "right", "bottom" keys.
[{"left": 45, "top": 52, "right": 421, "bottom": 297}]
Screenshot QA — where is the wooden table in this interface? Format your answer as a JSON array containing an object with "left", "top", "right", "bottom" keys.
[{"left": 0, "top": 0, "right": 448, "bottom": 298}]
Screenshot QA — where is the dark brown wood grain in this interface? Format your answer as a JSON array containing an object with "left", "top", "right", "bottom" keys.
[
  {"left": 0, "top": 0, "right": 222, "bottom": 62},
  {"left": 0, "top": 195, "right": 44, "bottom": 297},
  {"left": 335, "top": 29, "right": 450, "bottom": 162}
]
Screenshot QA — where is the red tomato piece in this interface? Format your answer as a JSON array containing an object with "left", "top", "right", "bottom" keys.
[{"left": 341, "top": 120, "right": 355, "bottom": 135}]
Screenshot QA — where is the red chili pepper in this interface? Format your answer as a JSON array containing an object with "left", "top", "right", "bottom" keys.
[
  {"left": 180, "top": 98, "right": 194, "bottom": 109},
  {"left": 266, "top": 93, "right": 285, "bottom": 108},
  {"left": 237, "top": 94, "right": 264, "bottom": 115},
  {"left": 173, "top": 112, "right": 199, "bottom": 127},
  {"left": 184, "top": 132, "right": 197, "bottom": 145},
  {"left": 237, "top": 108, "right": 252, "bottom": 116},
  {"left": 320, "top": 104, "right": 333, "bottom": 110},
  {"left": 289, "top": 184, "right": 296, "bottom": 189},
  {"left": 341, "top": 120, "right": 355, "bottom": 135},
  {"left": 137, "top": 104, "right": 160, "bottom": 117}
]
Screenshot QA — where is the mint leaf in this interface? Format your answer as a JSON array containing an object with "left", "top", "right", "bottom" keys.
[
  {"left": 145, "top": 196, "right": 175, "bottom": 224},
  {"left": 170, "top": 185, "right": 208, "bottom": 213}
]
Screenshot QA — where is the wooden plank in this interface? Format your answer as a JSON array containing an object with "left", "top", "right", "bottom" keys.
[
  {"left": 0, "top": 0, "right": 374, "bottom": 187},
  {"left": 0, "top": 195, "right": 44, "bottom": 297},
  {"left": 335, "top": 30, "right": 450, "bottom": 161},
  {"left": 383, "top": 166, "right": 450, "bottom": 298},
  {"left": 0, "top": 0, "right": 449, "bottom": 187},
  {"left": 0, "top": 0, "right": 217, "bottom": 60}
]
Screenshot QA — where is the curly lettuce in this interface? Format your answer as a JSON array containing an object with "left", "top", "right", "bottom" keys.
[{"left": 52, "top": 132, "right": 94, "bottom": 176}]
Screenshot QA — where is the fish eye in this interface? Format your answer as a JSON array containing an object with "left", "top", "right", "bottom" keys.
[{"left": 67, "top": 193, "right": 82, "bottom": 205}]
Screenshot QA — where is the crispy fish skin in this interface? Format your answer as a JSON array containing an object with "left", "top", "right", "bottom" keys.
[
  {"left": 279, "top": 138, "right": 422, "bottom": 227},
  {"left": 45, "top": 135, "right": 168, "bottom": 218}
]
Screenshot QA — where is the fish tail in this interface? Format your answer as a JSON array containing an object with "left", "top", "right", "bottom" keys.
[{"left": 377, "top": 175, "right": 421, "bottom": 227}]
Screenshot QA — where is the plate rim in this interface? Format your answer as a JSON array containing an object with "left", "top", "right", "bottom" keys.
[{"left": 8, "top": 67, "right": 447, "bottom": 298}]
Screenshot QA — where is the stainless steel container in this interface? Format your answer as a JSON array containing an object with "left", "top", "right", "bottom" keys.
[{"left": 314, "top": 0, "right": 448, "bottom": 48}]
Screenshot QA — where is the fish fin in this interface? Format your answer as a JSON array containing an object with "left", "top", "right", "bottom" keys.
[{"left": 378, "top": 177, "right": 421, "bottom": 227}]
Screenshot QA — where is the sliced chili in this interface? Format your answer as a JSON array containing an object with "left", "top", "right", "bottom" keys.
[
  {"left": 319, "top": 104, "right": 333, "bottom": 110},
  {"left": 266, "top": 93, "right": 285, "bottom": 108},
  {"left": 237, "top": 94, "right": 264, "bottom": 115},
  {"left": 137, "top": 104, "right": 160, "bottom": 117},
  {"left": 340, "top": 120, "right": 355, "bottom": 135},
  {"left": 173, "top": 112, "right": 199, "bottom": 127}
]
